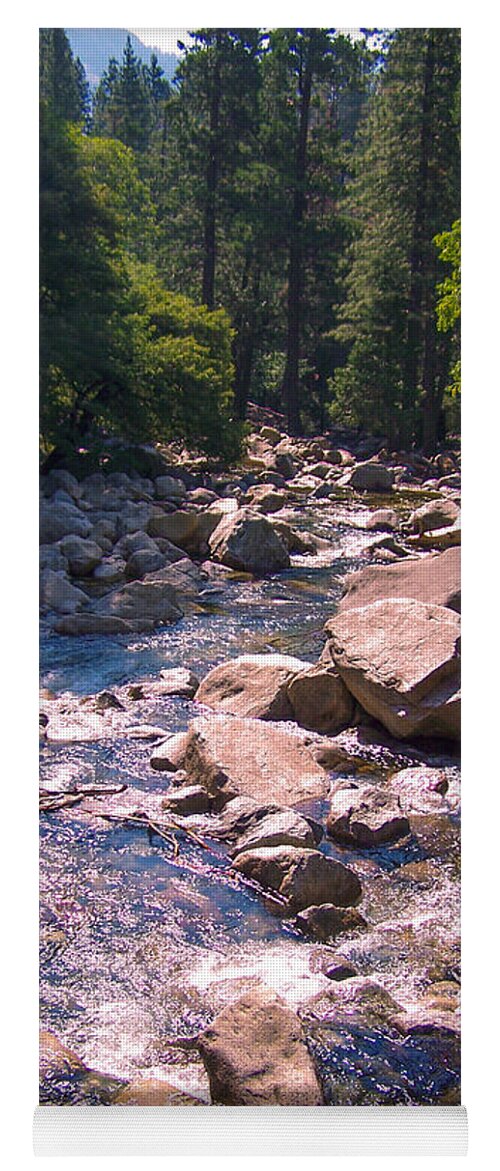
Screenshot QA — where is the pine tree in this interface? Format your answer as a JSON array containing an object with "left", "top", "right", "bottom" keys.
[
  {"left": 93, "top": 35, "right": 155, "bottom": 153},
  {"left": 160, "top": 29, "right": 263, "bottom": 310},
  {"left": 39, "top": 28, "right": 88, "bottom": 123},
  {"left": 330, "top": 29, "right": 460, "bottom": 451},
  {"left": 263, "top": 28, "right": 367, "bottom": 432}
]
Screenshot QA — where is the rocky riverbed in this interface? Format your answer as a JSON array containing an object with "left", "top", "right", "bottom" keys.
[{"left": 39, "top": 427, "right": 461, "bottom": 1106}]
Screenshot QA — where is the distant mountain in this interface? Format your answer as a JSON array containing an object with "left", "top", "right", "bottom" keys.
[{"left": 66, "top": 28, "right": 180, "bottom": 89}]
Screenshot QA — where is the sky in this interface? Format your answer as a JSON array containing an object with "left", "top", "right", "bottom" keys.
[{"left": 128, "top": 28, "right": 195, "bottom": 55}]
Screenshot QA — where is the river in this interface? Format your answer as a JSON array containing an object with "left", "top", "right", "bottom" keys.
[{"left": 39, "top": 501, "right": 460, "bottom": 1105}]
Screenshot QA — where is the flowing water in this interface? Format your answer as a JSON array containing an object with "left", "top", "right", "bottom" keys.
[{"left": 39, "top": 504, "right": 460, "bottom": 1104}]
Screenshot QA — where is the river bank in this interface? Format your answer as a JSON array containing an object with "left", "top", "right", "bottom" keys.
[{"left": 39, "top": 426, "right": 461, "bottom": 1106}]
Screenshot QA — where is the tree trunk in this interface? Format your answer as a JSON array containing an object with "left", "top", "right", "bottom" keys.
[
  {"left": 281, "top": 50, "right": 314, "bottom": 435},
  {"left": 202, "top": 36, "right": 222, "bottom": 309}
]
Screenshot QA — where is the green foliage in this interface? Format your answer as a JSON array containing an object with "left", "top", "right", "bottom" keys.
[
  {"left": 39, "top": 103, "right": 241, "bottom": 461},
  {"left": 93, "top": 35, "right": 170, "bottom": 155},
  {"left": 127, "top": 265, "right": 242, "bottom": 459},
  {"left": 435, "top": 219, "right": 461, "bottom": 398},
  {"left": 328, "top": 29, "right": 460, "bottom": 449},
  {"left": 39, "top": 28, "right": 90, "bottom": 123}
]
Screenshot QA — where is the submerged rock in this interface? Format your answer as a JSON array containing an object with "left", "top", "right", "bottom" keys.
[
  {"left": 113, "top": 1078, "right": 203, "bottom": 1105},
  {"left": 295, "top": 904, "right": 367, "bottom": 942},
  {"left": 197, "top": 986, "right": 323, "bottom": 1105},
  {"left": 324, "top": 598, "right": 460, "bottom": 741}
]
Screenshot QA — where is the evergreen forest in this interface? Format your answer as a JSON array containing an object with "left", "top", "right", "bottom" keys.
[{"left": 39, "top": 27, "right": 461, "bottom": 465}]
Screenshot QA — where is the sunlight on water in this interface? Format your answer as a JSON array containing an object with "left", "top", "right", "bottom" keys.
[{"left": 40, "top": 503, "right": 460, "bottom": 1102}]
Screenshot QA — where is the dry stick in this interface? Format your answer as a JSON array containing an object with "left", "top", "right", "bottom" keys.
[{"left": 97, "top": 811, "right": 288, "bottom": 909}]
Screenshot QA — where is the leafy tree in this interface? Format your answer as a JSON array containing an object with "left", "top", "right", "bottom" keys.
[
  {"left": 39, "top": 104, "right": 135, "bottom": 453},
  {"left": 435, "top": 218, "right": 461, "bottom": 399},
  {"left": 39, "top": 102, "right": 240, "bottom": 460},
  {"left": 329, "top": 29, "right": 460, "bottom": 451}
]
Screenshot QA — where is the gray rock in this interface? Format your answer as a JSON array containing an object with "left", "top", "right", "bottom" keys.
[
  {"left": 208, "top": 510, "right": 290, "bottom": 574},
  {"left": 147, "top": 509, "right": 219, "bottom": 557},
  {"left": 180, "top": 714, "right": 328, "bottom": 806},
  {"left": 348, "top": 462, "right": 394, "bottom": 492},
  {"left": 58, "top": 536, "right": 102, "bottom": 577},
  {"left": 150, "top": 731, "right": 191, "bottom": 772},
  {"left": 41, "top": 570, "right": 88, "bottom": 614},
  {"left": 231, "top": 845, "right": 362, "bottom": 911},
  {"left": 409, "top": 498, "right": 460, "bottom": 534},
  {"left": 158, "top": 667, "right": 200, "bottom": 697},
  {"left": 40, "top": 501, "right": 92, "bottom": 543},
  {"left": 286, "top": 664, "right": 355, "bottom": 734},
  {"left": 231, "top": 809, "right": 317, "bottom": 854},
  {"left": 54, "top": 613, "right": 132, "bottom": 635},
  {"left": 40, "top": 544, "right": 68, "bottom": 573},
  {"left": 324, "top": 598, "right": 461, "bottom": 741},
  {"left": 198, "top": 986, "right": 323, "bottom": 1105},
  {"left": 125, "top": 547, "right": 166, "bottom": 580},
  {"left": 195, "top": 653, "right": 310, "bottom": 720},
  {"left": 93, "top": 558, "right": 127, "bottom": 584},
  {"left": 162, "top": 785, "right": 212, "bottom": 815},
  {"left": 42, "top": 469, "right": 81, "bottom": 499},
  {"left": 94, "top": 580, "right": 183, "bottom": 632},
  {"left": 365, "top": 509, "right": 399, "bottom": 531},
  {"left": 336, "top": 546, "right": 461, "bottom": 615},
  {"left": 327, "top": 780, "right": 410, "bottom": 846},
  {"left": 155, "top": 475, "right": 187, "bottom": 500}
]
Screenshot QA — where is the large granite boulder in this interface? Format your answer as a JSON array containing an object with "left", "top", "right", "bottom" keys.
[
  {"left": 231, "top": 845, "right": 362, "bottom": 910},
  {"left": 179, "top": 714, "right": 328, "bottom": 805},
  {"left": 40, "top": 500, "right": 92, "bottom": 543},
  {"left": 198, "top": 986, "right": 323, "bottom": 1105},
  {"left": 208, "top": 511, "right": 290, "bottom": 574},
  {"left": 195, "top": 654, "right": 311, "bottom": 720},
  {"left": 336, "top": 547, "right": 461, "bottom": 615},
  {"left": 323, "top": 599, "right": 460, "bottom": 741},
  {"left": 147, "top": 509, "right": 219, "bottom": 557},
  {"left": 348, "top": 462, "right": 394, "bottom": 492}
]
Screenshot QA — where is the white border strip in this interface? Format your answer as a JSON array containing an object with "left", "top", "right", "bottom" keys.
[{"left": 33, "top": 1105, "right": 468, "bottom": 1156}]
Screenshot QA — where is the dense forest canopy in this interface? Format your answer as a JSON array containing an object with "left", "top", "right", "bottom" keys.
[{"left": 39, "top": 27, "right": 460, "bottom": 462}]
